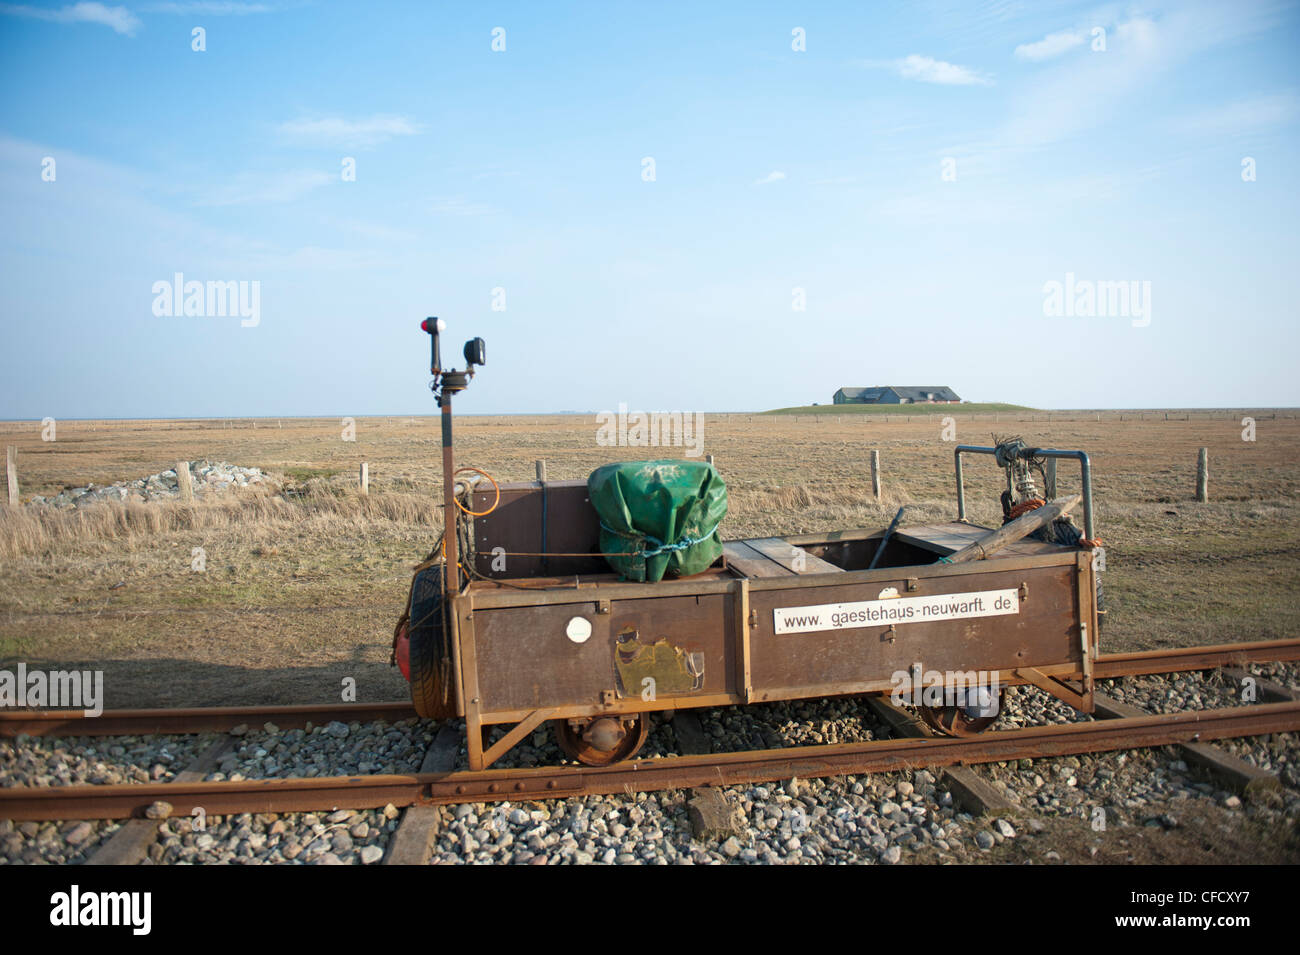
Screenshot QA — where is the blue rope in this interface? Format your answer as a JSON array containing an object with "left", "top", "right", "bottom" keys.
[{"left": 599, "top": 521, "right": 719, "bottom": 559}]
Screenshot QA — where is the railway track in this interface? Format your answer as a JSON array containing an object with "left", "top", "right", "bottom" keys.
[{"left": 2, "top": 639, "right": 1298, "bottom": 824}]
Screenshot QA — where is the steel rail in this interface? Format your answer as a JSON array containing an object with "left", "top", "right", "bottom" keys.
[
  {"left": 0, "top": 702, "right": 417, "bottom": 739},
  {"left": 3, "top": 638, "right": 1296, "bottom": 739},
  {"left": 2, "top": 700, "right": 1297, "bottom": 821},
  {"left": 1091, "top": 638, "right": 1300, "bottom": 679}
]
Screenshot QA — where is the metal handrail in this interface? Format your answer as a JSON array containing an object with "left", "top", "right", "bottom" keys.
[{"left": 954, "top": 445, "right": 1094, "bottom": 541}]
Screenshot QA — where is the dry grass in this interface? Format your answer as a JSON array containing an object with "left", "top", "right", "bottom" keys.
[
  {"left": 1, "top": 411, "right": 1297, "bottom": 708},
  {"left": 0, "top": 483, "right": 440, "bottom": 561}
]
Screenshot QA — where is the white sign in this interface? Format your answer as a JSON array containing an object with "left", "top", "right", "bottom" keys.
[{"left": 774, "top": 588, "right": 1020, "bottom": 635}]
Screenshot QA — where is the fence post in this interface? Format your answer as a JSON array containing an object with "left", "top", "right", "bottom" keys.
[
  {"left": 359, "top": 462, "right": 369, "bottom": 495},
  {"left": 871, "top": 449, "right": 881, "bottom": 500},
  {"left": 177, "top": 461, "right": 193, "bottom": 502},
  {"left": 1196, "top": 448, "right": 1208, "bottom": 502},
  {"left": 535, "top": 459, "right": 547, "bottom": 483},
  {"left": 706, "top": 454, "right": 714, "bottom": 468},
  {"left": 6, "top": 446, "right": 18, "bottom": 506}
]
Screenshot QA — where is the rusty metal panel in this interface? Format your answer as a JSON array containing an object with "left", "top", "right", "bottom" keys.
[
  {"left": 471, "top": 593, "right": 736, "bottom": 715},
  {"left": 472, "top": 480, "right": 605, "bottom": 579},
  {"left": 747, "top": 559, "right": 1081, "bottom": 693}
]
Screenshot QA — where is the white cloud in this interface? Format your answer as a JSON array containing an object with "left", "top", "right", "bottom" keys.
[
  {"left": 0, "top": 2, "right": 141, "bottom": 35},
  {"left": 320, "top": 216, "right": 418, "bottom": 243},
  {"left": 1014, "top": 29, "right": 1087, "bottom": 61},
  {"left": 277, "top": 114, "right": 419, "bottom": 148},
  {"left": 430, "top": 196, "right": 500, "bottom": 217},
  {"left": 1168, "top": 92, "right": 1300, "bottom": 136},
  {"left": 199, "top": 169, "right": 333, "bottom": 206},
  {"left": 895, "top": 54, "right": 992, "bottom": 86},
  {"left": 754, "top": 170, "right": 787, "bottom": 185},
  {"left": 142, "top": 2, "right": 273, "bottom": 12}
]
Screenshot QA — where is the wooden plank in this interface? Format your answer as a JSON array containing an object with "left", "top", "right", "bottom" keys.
[
  {"left": 947, "top": 495, "right": 1081, "bottom": 563},
  {"left": 722, "top": 541, "right": 793, "bottom": 578},
  {"left": 85, "top": 737, "right": 233, "bottom": 865},
  {"left": 383, "top": 724, "right": 461, "bottom": 865},
  {"left": 671, "top": 712, "right": 742, "bottom": 841},
  {"left": 893, "top": 523, "right": 989, "bottom": 555},
  {"left": 864, "top": 698, "right": 1020, "bottom": 815},
  {"left": 1094, "top": 694, "right": 1279, "bottom": 796},
  {"left": 671, "top": 711, "right": 712, "bottom": 756},
  {"left": 745, "top": 537, "right": 844, "bottom": 575}
]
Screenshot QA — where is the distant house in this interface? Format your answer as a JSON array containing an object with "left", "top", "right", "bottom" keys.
[{"left": 833, "top": 386, "right": 961, "bottom": 405}]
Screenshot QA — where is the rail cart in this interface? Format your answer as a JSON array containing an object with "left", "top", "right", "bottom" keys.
[{"left": 393, "top": 320, "right": 1103, "bottom": 770}]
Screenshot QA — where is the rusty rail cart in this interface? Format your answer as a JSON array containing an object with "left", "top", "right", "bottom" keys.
[{"left": 390, "top": 319, "right": 1116, "bottom": 772}]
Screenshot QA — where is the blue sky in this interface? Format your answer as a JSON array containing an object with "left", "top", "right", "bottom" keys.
[{"left": 1, "top": 0, "right": 1297, "bottom": 417}]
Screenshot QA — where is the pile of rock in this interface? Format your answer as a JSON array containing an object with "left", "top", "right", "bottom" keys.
[{"left": 28, "top": 461, "right": 266, "bottom": 508}]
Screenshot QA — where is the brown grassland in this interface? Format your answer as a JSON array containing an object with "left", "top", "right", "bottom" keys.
[{"left": 1, "top": 410, "right": 1297, "bottom": 710}]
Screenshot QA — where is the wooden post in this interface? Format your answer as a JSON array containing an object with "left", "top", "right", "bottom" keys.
[
  {"left": 870, "top": 449, "right": 881, "bottom": 500},
  {"left": 1045, "top": 458, "right": 1057, "bottom": 500},
  {"left": 535, "top": 459, "right": 547, "bottom": 483},
  {"left": 1196, "top": 448, "right": 1208, "bottom": 502},
  {"left": 176, "top": 461, "right": 193, "bottom": 502},
  {"left": 6, "top": 446, "right": 18, "bottom": 506},
  {"left": 706, "top": 454, "right": 714, "bottom": 468},
  {"left": 360, "top": 462, "right": 369, "bottom": 495}
]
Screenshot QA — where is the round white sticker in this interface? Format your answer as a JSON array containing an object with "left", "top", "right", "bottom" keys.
[{"left": 565, "top": 616, "right": 592, "bottom": 644}]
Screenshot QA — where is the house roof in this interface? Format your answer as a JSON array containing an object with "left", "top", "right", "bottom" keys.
[{"left": 837, "top": 386, "right": 961, "bottom": 401}]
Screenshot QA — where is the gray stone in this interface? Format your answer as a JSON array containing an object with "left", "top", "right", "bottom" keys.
[{"left": 63, "top": 822, "right": 94, "bottom": 846}]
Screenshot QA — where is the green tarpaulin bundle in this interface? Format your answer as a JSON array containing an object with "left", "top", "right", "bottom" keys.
[{"left": 588, "top": 460, "right": 728, "bottom": 582}]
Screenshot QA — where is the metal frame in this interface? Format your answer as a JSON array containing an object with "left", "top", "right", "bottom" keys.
[{"left": 954, "top": 445, "right": 1095, "bottom": 541}]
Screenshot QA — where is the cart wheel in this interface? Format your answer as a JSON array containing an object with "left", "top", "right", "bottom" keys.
[
  {"left": 918, "top": 688, "right": 1005, "bottom": 738},
  {"left": 408, "top": 565, "right": 456, "bottom": 720},
  {"left": 552, "top": 714, "right": 649, "bottom": 765}
]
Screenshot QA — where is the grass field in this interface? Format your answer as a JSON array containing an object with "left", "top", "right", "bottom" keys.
[{"left": 1, "top": 410, "right": 1298, "bottom": 710}]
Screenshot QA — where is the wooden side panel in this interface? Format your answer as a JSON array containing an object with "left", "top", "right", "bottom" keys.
[
  {"left": 472, "top": 593, "right": 735, "bottom": 714},
  {"left": 748, "top": 560, "right": 1080, "bottom": 693},
  {"left": 472, "top": 480, "right": 605, "bottom": 579}
]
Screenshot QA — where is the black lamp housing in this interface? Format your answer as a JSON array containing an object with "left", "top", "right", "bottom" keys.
[{"left": 463, "top": 337, "right": 486, "bottom": 368}]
